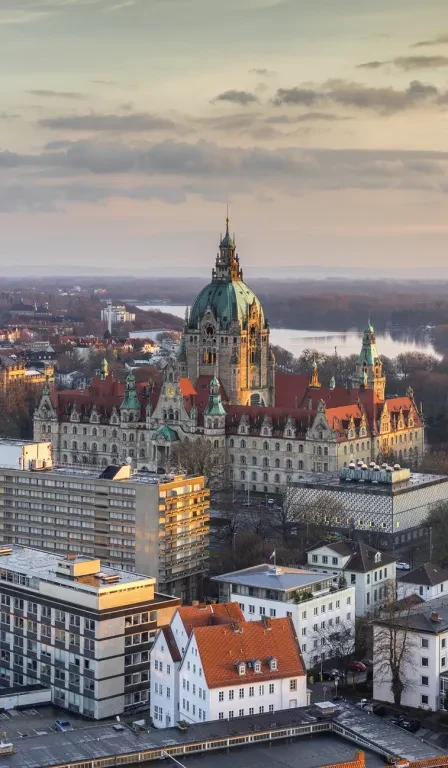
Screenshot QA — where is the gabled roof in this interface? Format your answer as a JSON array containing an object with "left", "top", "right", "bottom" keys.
[
  {"left": 177, "top": 602, "right": 244, "bottom": 637},
  {"left": 399, "top": 563, "right": 448, "bottom": 587},
  {"left": 309, "top": 540, "right": 396, "bottom": 572},
  {"left": 194, "top": 617, "right": 305, "bottom": 689},
  {"left": 161, "top": 626, "right": 181, "bottom": 663}
]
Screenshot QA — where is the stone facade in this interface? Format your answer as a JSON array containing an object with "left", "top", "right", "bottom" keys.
[{"left": 34, "top": 220, "right": 425, "bottom": 493}]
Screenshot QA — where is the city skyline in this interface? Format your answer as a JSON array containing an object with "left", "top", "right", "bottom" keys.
[{"left": 2, "top": 0, "right": 448, "bottom": 274}]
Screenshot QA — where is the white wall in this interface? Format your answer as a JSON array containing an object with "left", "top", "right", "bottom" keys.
[
  {"left": 150, "top": 630, "right": 180, "bottom": 729},
  {"left": 228, "top": 587, "right": 355, "bottom": 669},
  {"left": 397, "top": 580, "right": 448, "bottom": 602}
]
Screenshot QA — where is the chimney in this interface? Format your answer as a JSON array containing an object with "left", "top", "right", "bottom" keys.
[{"left": 191, "top": 600, "right": 199, "bottom": 607}]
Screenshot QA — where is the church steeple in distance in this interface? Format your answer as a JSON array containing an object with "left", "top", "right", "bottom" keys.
[{"left": 213, "top": 214, "right": 243, "bottom": 283}]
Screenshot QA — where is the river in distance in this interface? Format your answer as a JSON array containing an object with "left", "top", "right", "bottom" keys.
[{"left": 134, "top": 304, "right": 440, "bottom": 359}]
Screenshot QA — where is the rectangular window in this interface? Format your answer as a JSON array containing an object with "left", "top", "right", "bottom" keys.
[
  {"left": 218, "top": 691, "right": 224, "bottom": 701},
  {"left": 249, "top": 605, "right": 255, "bottom": 614},
  {"left": 332, "top": 557, "right": 338, "bottom": 565},
  {"left": 421, "top": 676, "right": 429, "bottom": 686},
  {"left": 228, "top": 711, "right": 234, "bottom": 719},
  {"left": 269, "top": 683, "right": 274, "bottom": 694},
  {"left": 421, "top": 657, "right": 429, "bottom": 667},
  {"left": 322, "top": 556, "right": 328, "bottom": 564},
  {"left": 290, "top": 679, "right": 297, "bottom": 691},
  {"left": 312, "top": 555, "right": 318, "bottom": 563},
  {"left": 239, "top": 688, "right": 244, "bottom": 698},
  {"left": 421, "top": 694, "right": 429, "bottom": 705},
  {"left": 249, "top": 707, "right": 254, "bottom": 715},
  {"left": 421, "top": 638, "right": 429, "bottom": 648},
  {"left": 228, "top": 690, "right": 234, "bottom": 700},
  {"left": 301, "top": 611, "right": 306, "bottom": 620},
  {"left": 249, "top": 686, "right": 254, "bottom": 697}
]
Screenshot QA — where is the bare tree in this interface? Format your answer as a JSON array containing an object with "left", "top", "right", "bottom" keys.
[
  {"left": 373, "top": 597, "right": 418, "bottom": 706},
  {"left": 270, "top": 487, "right": 344, "bottom": 547},
  {"left": 312, "top": 618, "right": 356, "bottom": 680},
  {"left": 170, "top": 436, "right": 229, "bottom": 488}
]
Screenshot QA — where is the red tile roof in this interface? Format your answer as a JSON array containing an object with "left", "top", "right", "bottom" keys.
[
  {"left": 179, "top": 378, "right": 197, "bottom": 397},
  {"left": 178, "top": 602, "right": 244, "bottom": 637},
  {"left": 194, "top": 616, "right": 306, "bottom": 689}
]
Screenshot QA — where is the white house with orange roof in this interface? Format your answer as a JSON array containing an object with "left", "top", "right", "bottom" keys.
[{"left": 150, "top": 602, "right": 307, "bottom": 728}]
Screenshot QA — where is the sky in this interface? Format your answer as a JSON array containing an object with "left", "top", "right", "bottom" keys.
[{"left": 2, "top": 0, "right": 448, "bottom": 276}]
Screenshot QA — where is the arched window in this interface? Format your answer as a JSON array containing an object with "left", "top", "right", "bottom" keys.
[
  {"left": 140, "top": 449, "right": 145, "bottom": 458},
  {"left": 129, "top": 433, "right": 135, "bottom": 442},
  {"left": 252, "top": 456, "right": 257, "bottom": 466},
  {"left": 230, "top": 439, "right": 234, "bottom": 448},
  {"left": 112, "top": 429, "right": 117, "bottom": 438},
  {"left": 129, "top": 413, "right": 134, "bottom": 422},
  {"left": 214, "top": 440, "right": 219, "bottom": 449},
  {"left": 123, "top": 434, "right": 127, "bottom": 442},
  {"left": 230, "top": 455, "right": 234, "bottom": 464},
  {"left": 102, "top": 457, "right": 107, "bottom": 466},
  {"left": 102, "top": 444, "right": 107, "bottom": 452},
  {"left": 241, "top": 470, "right": 246, "bottom": 480},
  {"left": 62, "top": 454, "right": 67, "bottom": 463},
  {"left": 263, "top": 428, "right": 269, "bottom": 436},
  {"left": 129, "top": 448, "right": 134, "bottom": 458},
  {"left": 72, "top": 441, "right": 77, "bottom": 450},
  {"left": 251, "top": 471, "right": 257, "bottom": 481},
  {"left": 47, "top": 425, "right": 51, "bottom": 434},
  {"left": 263, "top": 457, "right": 269, "bottom": 467},
  {"left": 274, "top": 473, "right": 280, "bottom": 483},
  {"left": 263, "top": 441, "right": 269, "bottom": 450},
  {"left": 112, "top": 444, "right": 118, "bottom": 454},
  {"left": 286, "top": 459, "right": 292, "bottom": 469},
  {"left": 240, "top": 456, "right": 246, "bottom": 465},
  {"left": 72, "top": 454, "right": 78, "bottom": 464},
  {"left": 298, "top": 444, "right": 303, "bottom": 454},
  {"left": 275, "top": 442, "right": 280, "bottom": 451},
  {"left": 324, "top": 447, "right": 328, "bottom": 456},
  {"left": 275, "top": 458, "right": 280, "bottom": 468},
  {"left": 92, "top": 428, "right": 97, "bottom": 437},
  {"left": 72, "top": 426, "right": 77, "bottom": 435},
  {"left": 82, "top": 456, "right": 88, "bottom": 465},
  {"left": 103, "top": 429, "right": 107, "bottom": 437},
  {"left": 263, "top": 472, "right": 268, "bottom": 482},
  {"left": 83, "top": 427, "right": 87, "bottom": 435},
  {"left": 140, "top": 433, "right": 145, "bottom": 442},
  {"left": 286, "top": 429, "right": 292, "bottom": 437},
  {"left": 298, "top": 460, "right": 304, "bottom": 470},
  {"left": 286, "top": 443, "right": 292, "bottom": 453},
  {"left": 91, "top": 456, "right": 97, "bottom": 466},
  {"left": 82, "top": 442, "right": 87, "bottom": 451},
  {"left": 63, "top": 440, "right": 67, "bottom": 449},
  {"left": 63, "top": 425, "right": 68, "bottom": 434},
  {"left": 317, "top": 446, "right": 322, "bottom": 456},
  {"left": 91, "top": 443, "right": 97, "bottom": 452},
  {"left": 240, "top": 439, "right": 246, "bottom": 449}
]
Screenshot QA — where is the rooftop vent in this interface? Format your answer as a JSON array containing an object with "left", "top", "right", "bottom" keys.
[
  {"left": 101, "top": 574, "right": 120, "bottom": 584},
  {"left": 431, "top": 612, "right": 442, "bottom": 622},
  {"left": 0, "top": 547, "right": 12, "bottom": 556}
]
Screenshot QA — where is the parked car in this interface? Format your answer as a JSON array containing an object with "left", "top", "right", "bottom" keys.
[
  {"left": 267, "top": 498, "right": 275, "bottom": 506},
  {"left": 346, "top": 660, "right": 367, "bottom": 672},
  {"left": 355, "top": 698, "right": 369, "bottom": 709},
  {"left": 391, "top": 715, "right": 420, "bottom": 733},
  {"left": 321, "top": 668, "right": 339, "bottom": 680},
  {"left": 396, "top": 562, "right": 411, "bottom": 570},
  {"left": 372, "top": 704, "right": 387, "bottom": 717},
  {"left": 55, "top": 720, "right": 73, "bottom": 732}
]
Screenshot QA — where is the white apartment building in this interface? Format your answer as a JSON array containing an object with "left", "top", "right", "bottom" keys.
[
  {"left": 0, "top": 545, "right": 179, "bottom": 719},
  {"left": 150, "top": 603, "right": 307, "bottom": 728},
  {"left": 373, "top": 598, "right": 448, "bottom": 711},
  {"left": 0, "top": 449, "right": 209, "bottom": 602},
  {"left": 397, "top": 564, "right": 448, "bottom": 602},
  {"left": 306, "top": 541, "right": 397, "bottom": 617},
  {"left": 212, "top": 565, "right": 355, "bottom": 669}
]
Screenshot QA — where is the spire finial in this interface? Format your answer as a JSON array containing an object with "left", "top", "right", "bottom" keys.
[{"left": 226, "top": 203, "right": 230, "bottom": 232}]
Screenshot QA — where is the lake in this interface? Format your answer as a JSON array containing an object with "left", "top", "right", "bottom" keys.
[{"left": 136, "top": 304, "right": 440, "bottom": 359}]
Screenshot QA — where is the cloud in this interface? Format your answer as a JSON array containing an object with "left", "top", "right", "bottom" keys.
[
  {"left": 213, "top": 90, "right": 259, "bottom": 106},
  {"left": 266, "top": 112, "right": 348, "bottom": 124},
  {"left": 358, "top": 56, "right": 448, "bottom": 71},
  {"left": 249, "top": 68, "right": 276, "bottom": 77},
  {"left": 28, "top": 89, "right": 86, "bottom": 99},
  {"left": 38, "top": 112, "right": 181, "bottom": 132},
  {"left": 412, "top": 33, "right": 448, "bottom": 48},
  {"left": 272, "top": 79, "right": 443, "bottom": 114}
]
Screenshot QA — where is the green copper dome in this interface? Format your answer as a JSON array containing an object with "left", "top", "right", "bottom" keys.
[{"left": 189, "top": 280, "right": 264, "bottom": 330}]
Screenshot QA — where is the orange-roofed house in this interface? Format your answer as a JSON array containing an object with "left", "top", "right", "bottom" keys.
[{"left": 150, "top": 603, "right": 307, "bottom": 728}]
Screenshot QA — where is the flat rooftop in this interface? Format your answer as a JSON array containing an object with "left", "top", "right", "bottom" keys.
[
  {"left": 0, "top": 703, "right": 440, "bottom": 768},
  {"left": 293, "top": 471, "right": 448, "bottom": 496},
  {"left": 212, "top": 564, "right": 333, "bottom": 592},
  {"left": 0, "top": 545, "right": 154, "bottom": 590},
  {"left": 24, "top": 466, "right": 201, "bottom": 486}
]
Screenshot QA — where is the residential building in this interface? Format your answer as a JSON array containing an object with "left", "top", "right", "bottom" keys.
[
  {"left": 150, "top": 602, "right": 307, "bottom": 728},
  {"left": 101, "top": 303, "right": 135, "bottom": 332},
  {"left": 397, "top": 563, "right": 448, "bottom": 602},
  {"left": 0, "top": 452, "right": 210, "bottom": 602},
  {"left": 290, "top": 466, "right": 448, "bottom": 549},
  {"left": 306, "top": 541, "right": 397, "bottom": 616},
  {"left": 212, "top": 564, "right": 355, "bottom": 669},
  {"left": 0, "top": 545, "right": 179, "bottom": 719},
  {"left": 35, "top": 218, "right": 424, "bottom": 493},
  {"left": 373, "top": 597, "right": 448, "bottom": 711},
  {"left": 151, "top": 602, "right": 244, "bottom": 728}
]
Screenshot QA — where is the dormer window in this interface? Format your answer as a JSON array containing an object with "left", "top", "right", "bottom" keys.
[
  {"left": 268, "top": 657, "right": 277, "bottom": 671},
  {"left": 254, "top": 660, "right": 262, "bottom": 673},
  {"left": 237, "top": 662, "right": 246, "bottom": 676},
  {"left": 374, "top": 551, "right": 381, "bottom": 563}
]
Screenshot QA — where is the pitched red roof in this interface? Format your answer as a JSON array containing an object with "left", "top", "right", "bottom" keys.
[
  {"left": 178, "top": 602, "right": 244, "bottom": 637},
  {"left": 179, "top": 378, "right": 197, "bottom": 397},
  {"left": 194, "top": 617, "right": 306, "bottom": 689}
]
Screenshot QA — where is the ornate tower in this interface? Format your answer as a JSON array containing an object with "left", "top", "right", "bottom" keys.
[
  {"left": 352, "top": 320, "right": 386, "bottom": 401},
  {"left": 181, "top": 217, "right": 275, "bottom": 406}
]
